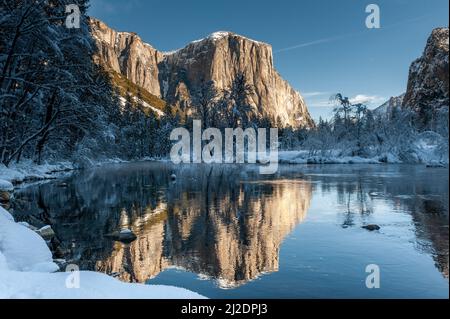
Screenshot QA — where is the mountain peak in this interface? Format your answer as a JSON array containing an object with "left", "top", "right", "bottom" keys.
[
  {"left": 403, "top": 27, "right": 449, "bottom": 121},
  {"left": 89, "top": 17, "right": 313, "bottom": 128},
  {"left": 207, "top": 31, "right": 234, "bottom": 40},
  {"left": 182, "top": 30, "right": 270, "bottom": 49},
  {"left": 430, "top": 27, "right": 449, "bottom": 45}
]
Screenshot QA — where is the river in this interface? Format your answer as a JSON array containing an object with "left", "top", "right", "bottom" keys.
[{"left": 12, "top": 162, "right": 449, "bottom": 298}]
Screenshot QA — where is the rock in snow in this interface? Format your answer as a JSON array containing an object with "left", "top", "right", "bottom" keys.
[
  {"left": 0, "top": 206, "right": 205, "bottom": 299},
  {"left": 36, "top": 225, "right": 56, "bottom": 241}
]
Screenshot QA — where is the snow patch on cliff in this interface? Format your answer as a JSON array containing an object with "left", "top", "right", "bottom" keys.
[
  {"left": 118, "top": 96, "right": 165, "bottom": 116},
  {"left": 189, "top": 31, "right": 267, "bottom": 46}
]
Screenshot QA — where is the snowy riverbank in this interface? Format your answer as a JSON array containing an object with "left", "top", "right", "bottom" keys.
[
  {"left": 0, "top": 206, "right": 205, "bottom": 299},
  {"left": 0, "top": 157, "right": 173, "bottom": 186},
  {"left": 0, "top": 161, "right": 75, "bottom": 185},
  {"left": 278, "top": 151, "right": 384, "bottom": 164},
  {"left": 1, "top": 151, "right": 447, "bottom": 188},
  {"left": 277, "top": 148, "right": 448, "bottom": 166},
  {"left": 0, "top": 158, "right": 134, "bottom": 185}
]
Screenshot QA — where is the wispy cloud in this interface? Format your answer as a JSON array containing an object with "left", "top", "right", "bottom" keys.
[
  {"left": 302, "top": 91, "right": 331, "bottom": 97},
  {"left": 307, "top": 94, "right": 385, "bottom": 108},
  {"left": 274, "top": 14, "right": 433, "bottom": 53},
  {"left": 309, "top": 100, "right": 334, "bottom": 107},
  {"left": 275, "top": 32, "right": 364, "bottom": 53},
  {"left": 349, "top": 94, "right": 385, "bottom": 105}
]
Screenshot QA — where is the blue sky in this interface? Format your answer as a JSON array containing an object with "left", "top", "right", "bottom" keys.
[{"left": 89, "top": 0, "right": 448, "bottom": 120}]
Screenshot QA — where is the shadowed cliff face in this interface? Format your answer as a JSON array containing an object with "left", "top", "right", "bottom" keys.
[
  {"left": 88, "top": 18, "right": 313, "bottom": 128},
  {"left": 403, "top": 27, "right": 449, "bottom": 112},
  {"left": 90, "top": 18, "right": 164, "bottom": 97}
]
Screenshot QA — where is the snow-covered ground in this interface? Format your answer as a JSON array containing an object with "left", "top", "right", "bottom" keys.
[
  {"left": 0, "top": 206, "right": 205, "bottom": 299},
  {"left": 0, "top": 161, "right": 75, "bottom": 184},
  {"left": 277, "top": 151, "right": 384, "bottom": 164},
  {"left": 277, "top": 138, "right": 448, "bottom": 165},
  {"left": 0, "top": 158, "right": 131, "bottom": 185},
  {"left": 118, "top": 96, "right": 165, "bottom": 117}
]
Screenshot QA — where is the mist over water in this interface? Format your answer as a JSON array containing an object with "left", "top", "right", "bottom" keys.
[{"left": 13, "top": 162, "right": 449, "bottom": 298}]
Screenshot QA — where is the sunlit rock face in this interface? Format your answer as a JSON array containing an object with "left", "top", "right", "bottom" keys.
[
  {"left": 161, "top": 33, "right": 313, "bottom": 128},
  {"left": 88, "top": 18, "right": 314, "bottom": 128},
  {"left": 403, "top": 28, "right": 449, "bottom": 113},
  {"left": 89, "top": 18, "right": 164, "bottom": 97}
]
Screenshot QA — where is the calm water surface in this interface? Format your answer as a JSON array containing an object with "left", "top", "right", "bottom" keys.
[{"left": 13, "top": 162, "right": 449, "bottom": 298}]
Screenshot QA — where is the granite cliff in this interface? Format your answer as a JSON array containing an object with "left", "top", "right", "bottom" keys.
[{"left": 89, "top": 18, "right": 313, "bottom": 128}]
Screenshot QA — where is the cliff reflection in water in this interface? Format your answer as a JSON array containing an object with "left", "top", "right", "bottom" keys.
[
  {"left": 14, "top": 163, "right": 312, "bottom": 287},
  {"left": 97, "top": 173, "right": 312, "bottom": 287}
]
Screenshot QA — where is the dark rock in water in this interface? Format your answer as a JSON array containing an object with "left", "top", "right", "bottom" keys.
[
  {"left": 426, "top": 163, "right": 445, "bottom": 168},
  {"left": 118, "top": 229, "right": 137, "bottom": 242},
  {"left": 170, "top": 174, "right": 177, "bottom": 181},
  {"left": 105, "top": 229, "right": 137, "bottom": 243},
  {"left": 362, "top": 224, "right": 381, "bottom": 231}
]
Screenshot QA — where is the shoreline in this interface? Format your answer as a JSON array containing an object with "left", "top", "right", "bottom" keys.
[{"left": 1, "top": 156, "right": 448, "bottom": 188}]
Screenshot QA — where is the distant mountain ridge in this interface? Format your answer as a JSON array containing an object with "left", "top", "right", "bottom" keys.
[
  {"left": 374, "top": 94, "right": 405, "bottom": 116},
  {"left": 89, "top": 17, "right": 314, "bottom": 128}
]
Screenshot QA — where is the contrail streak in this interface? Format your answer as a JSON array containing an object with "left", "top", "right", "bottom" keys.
[{"left": 274, "top": 14, "right": 434, "bottom": 53}]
